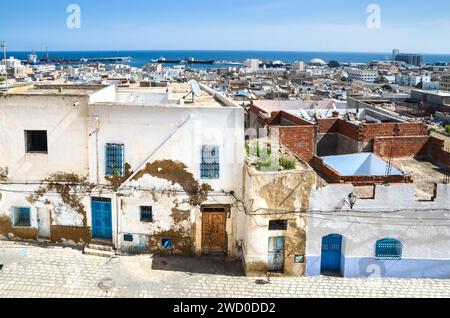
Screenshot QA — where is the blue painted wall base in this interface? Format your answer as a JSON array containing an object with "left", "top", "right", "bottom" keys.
[{"left": 306, "top": 256, "right": 450, "bottom": 279}]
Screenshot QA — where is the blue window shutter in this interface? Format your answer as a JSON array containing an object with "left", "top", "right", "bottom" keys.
[
  {"left": 376, "top": 238, "right": 403, "bottom": 260},
  {"left": 105, "top": 144, "right": 125, "bottom": 177},
  {"left": 14, "top": 207, "right": 31, "bottom": 227},
  {"left": 201, "top": 145, "right": 220, "bottom": 179}
]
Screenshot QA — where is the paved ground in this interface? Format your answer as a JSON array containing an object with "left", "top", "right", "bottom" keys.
[{"left": 1, "top": 241, "right": 450, "bottom": 298}]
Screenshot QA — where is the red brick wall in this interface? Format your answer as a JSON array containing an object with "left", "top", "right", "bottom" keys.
[
  {"left": 337, "top": 120, "right": 361, "bottom": 140},
  {"left": 317, "top": 118, "right": 339, "bottom": 134},
  {"left": 275, "top": 125, "right": 315, "bottom": 163},
  {"left": 373, "top": 136, "right": 430, "bottom": 158},
  {"left": 311, "top": 156, "right": 413, "bottom": 185},
  {"left": 311, "top": 156, "right": 341, "bottom": 183},
  {"left": 361, "top": 122, "right": 428, "bottom": 142},
  {"left": 318, "top": 119, "right": 428, "bottom": 143},
  {"left": 428, "top": 137, "right": 450, "bottom": 168}
]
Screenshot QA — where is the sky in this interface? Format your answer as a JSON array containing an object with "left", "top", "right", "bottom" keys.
[{"left": 2, "top": 0, "right": 450, "bottom": 53}]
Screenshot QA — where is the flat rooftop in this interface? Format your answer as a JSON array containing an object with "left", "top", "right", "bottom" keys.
[
  {"left": 253, "top": 99, "right": 340, "bottom": 114},
  {"left": 392, "top": 157, "right": 449, "bottom": 200},
  {"left": 2, "top": 84, "right": 107, "bottom": 96},
  {"left": 116, "top": 83, "right": 223, "bottom": 107}
]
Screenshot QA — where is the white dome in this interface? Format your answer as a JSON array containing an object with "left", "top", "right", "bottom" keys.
[{"left": 309, "top": 58, "right": 326, "bottom": 66}]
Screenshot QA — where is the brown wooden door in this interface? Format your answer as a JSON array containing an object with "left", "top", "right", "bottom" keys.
[{"left": 202, "top": 212, "right": 226, "bottom": 253}]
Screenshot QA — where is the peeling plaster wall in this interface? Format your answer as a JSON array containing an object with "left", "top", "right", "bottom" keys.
[
  {"left": 90, "top": 104, "right": 244, "bottom": 254},
  {"left": 241, "top": 164, "right": 316, "bottom": 277},
  {"left": 306, "top": 184, "right": 450, "bottom": 278},
  {"left": 0, "top": 184, "right": 93, "bottom": 245}
]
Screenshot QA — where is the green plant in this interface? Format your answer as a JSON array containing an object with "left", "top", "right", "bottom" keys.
[
  {"left": 255, "top": 157, "right": 278, "bottom": 171},
  {"left": 0, "top": 76, "right": 5, "bottom": 82},
  {"left": 279, "top": 156, "right": 296, "bottom": 170},
  {"left": 247, "top": 141, "right": 272, "bottom": 157},
  {"left": 446, "top": 125, "right": 450, "bottom": 135}
]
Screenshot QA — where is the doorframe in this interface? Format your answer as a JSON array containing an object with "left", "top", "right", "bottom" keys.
[
  {"left": 268, "top": 236, "right": 285, "bottom": 273},
  {"left": 320, "top": 233, "right": 344, "bottom": 276},
  {"left": 200, "top": 204, "right": 230, "bottom": 255},
  {"left": 91, "top": 197, "right": 114, "bottom": 243},
  {"left": 37, "top": 207, "right": 51, "bottom": 240}
]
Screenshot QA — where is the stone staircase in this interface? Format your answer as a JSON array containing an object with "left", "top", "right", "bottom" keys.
[{"left": 83, "top": 243, "right": 116, "bottom": 258}]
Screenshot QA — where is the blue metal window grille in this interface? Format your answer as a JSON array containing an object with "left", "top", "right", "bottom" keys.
[
  {"left": 123, "top": 234, "right": 134, "bottom": 242},
  {"left": 14, "top": 207, "right": 31, "bottom": 227},
  {"left": 105, "top": 144, "right": 125, "bottom": 177},
  {"left": 201, "top": 145, "right": 220, "bottom": 180},
  {"left": 376, "top": 238, "right": 403, "bottom": 260},
  {"left": 162, "top": 239, "right": 173, "bottom": 250},
  {"left": 140, "top": 206, "right": 153, "bottom": 222}
]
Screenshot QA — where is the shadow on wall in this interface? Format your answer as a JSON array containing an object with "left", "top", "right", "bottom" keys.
[{"left": 151, "top": 255, "right": 245, "bottom": 277}]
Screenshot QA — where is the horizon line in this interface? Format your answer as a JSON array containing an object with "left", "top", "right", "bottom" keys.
[{"left": 5, "top": 49, "right": 450, "bottom": 56}]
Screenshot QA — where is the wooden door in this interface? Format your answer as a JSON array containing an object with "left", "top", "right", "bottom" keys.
[{"left": 202, "top": 210, "right": 226, "bottom": 254}]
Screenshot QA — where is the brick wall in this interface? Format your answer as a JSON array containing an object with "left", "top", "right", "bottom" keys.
[
  {"left": 428, "top": 137, "right": 450, "bottom": 168},
  {"left": 337, "top": 120, "right": 361, "bottom": 140},
  {"left": 275, "top": 125, "right": 315, "bottom": 163},
  {"left": 317, "top": 118, "right": 339, "bottom": 134},
  {"left": 361, "top": 122, "right": 428, "bottom": 142},
  {"left": 373, "top": 136, "right": 430, "bottom": 158},
  {"left": 311, "top": 156, "right": 341, "bottom": 183},
  {"left": 311, "top": 156, "right": 413, "bottom": 185},
  {"left": 318, "top": 119, "right": 428, "bottom": 143}
]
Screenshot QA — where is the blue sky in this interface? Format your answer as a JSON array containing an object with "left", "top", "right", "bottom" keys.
[{"left": 2, "top": 0, "right": 450, "bottom": 53}]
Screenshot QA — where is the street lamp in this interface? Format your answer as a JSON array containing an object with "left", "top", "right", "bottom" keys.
[{"left": 0, "top": 41, "right": 8, "bottom": 91}]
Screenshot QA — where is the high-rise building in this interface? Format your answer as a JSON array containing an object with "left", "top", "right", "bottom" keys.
[
  {"left": 440, "top": 74, "right": 450, "bottom": 92},
  {"left": 392, "top": 49, "right": 423, "bottom": 67}
]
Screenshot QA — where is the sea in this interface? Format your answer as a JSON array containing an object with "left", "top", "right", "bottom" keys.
[{"left": 7, "top": 50, "right": 450, "bottom": 70}]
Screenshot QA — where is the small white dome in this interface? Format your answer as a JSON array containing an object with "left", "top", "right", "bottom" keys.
[{"left": 309, "top": 58, "right": 327, "bottom": 66}]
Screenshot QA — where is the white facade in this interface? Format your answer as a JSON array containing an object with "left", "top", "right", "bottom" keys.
[
  {"left": 346, "top": 68, "right": 378, "bottom": 83},
  {"left": 306, "top": 183, "right": 450, "bottom": 278},
  {"left": 0, "top": 83, "right": 245, "bottom": 256},
  {"left": 293, "top": 61, "right": 305, "bottom": 72},
  {"left": 244, "top": 59, "right": 260, "bottom": 72},
  {"left": 396, "top": 74, "right": 431, "bottom": 87}
]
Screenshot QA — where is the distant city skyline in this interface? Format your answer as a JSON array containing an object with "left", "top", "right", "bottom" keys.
[{"left": 2, "top": 0, "right": 450, "bottom": 54}]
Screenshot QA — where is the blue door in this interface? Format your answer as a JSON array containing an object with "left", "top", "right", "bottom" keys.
[
  {"left": 92, "top": 199, "right": 112, "bottom": 240},
  {"left": 321, "top": 234, "right": 343, "bottom": 273},
  {"left": 268, "top": 236, "right": 285, "bottom": 272}
]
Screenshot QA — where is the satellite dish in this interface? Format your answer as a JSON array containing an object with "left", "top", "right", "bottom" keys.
[{"left": 191, "top": 80, "right": 202, "bottom": 97}]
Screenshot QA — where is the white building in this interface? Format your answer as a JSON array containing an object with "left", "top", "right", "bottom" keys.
[
  {"left": 244, "top": 59, "right": 260, "bottom": 72},
  {"left": 396, "top": 74, "right": 431, "bottom": 87},
  {"left": 306, "top": 183, "right": 450, "bottom": 278},
  {"left": 0, "top": 83, "right": 245, "bottom": 257},
  {"left": 346, "top": 68, "right": 378, "bottom": 83},
  {"left": 293, "top": 61, "right": 305, "bottom": 72}
]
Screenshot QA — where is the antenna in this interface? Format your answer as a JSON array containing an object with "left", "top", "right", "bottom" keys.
[
  {"left": 444, "top": 147, "right": 450, "bottom": 184},
  {"left": 191, "top": 80, "right": 202, "bottom": 97},
  {"left": 183, "top": 80, "right": 202, "bottom": 103},
  {"left": 384, "top": 140, "right": 394, "bottom": 184},
  {"left": 0, "top": 41, "right": 8, "bottom": 91}
]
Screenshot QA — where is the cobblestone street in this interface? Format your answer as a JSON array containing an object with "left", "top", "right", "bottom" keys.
[{"left": 1, "top": 241, "right": 450, "bottom": 298}]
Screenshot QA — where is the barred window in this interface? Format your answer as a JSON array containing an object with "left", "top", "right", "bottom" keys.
[
  {"left": 140, "top": 206, "right": 153, "bottom": 223},
  {"left": 162, "top": 239, "right": 173, "bottom": 250},
  {"left": 105, "top": 144, "right": 125, "bottom": 177},
  {"left": 376, "top": 238, "right": 403, "bottom": 260},
  {"left": 14, "top": 207, "right": 31, "bottom": 227},
  {"left": 201, "top": 145, "right": 219, "bottom": 180}
]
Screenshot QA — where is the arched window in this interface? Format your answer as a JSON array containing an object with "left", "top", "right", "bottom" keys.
[{"left": 376, "top": 238, "right": 403, "bottom": 260}]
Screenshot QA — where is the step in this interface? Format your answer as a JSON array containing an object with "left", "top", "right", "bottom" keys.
[
  {"left": 87, "top": 244, "right": 114, "bottom": 252},
  {"left": 83, "top": 247, "right": 116, "bottom": 258}
]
